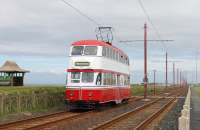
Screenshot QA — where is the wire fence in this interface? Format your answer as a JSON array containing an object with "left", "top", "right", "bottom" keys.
[{"left": 0, "top": 92, "right": 65, "bottom": 116}]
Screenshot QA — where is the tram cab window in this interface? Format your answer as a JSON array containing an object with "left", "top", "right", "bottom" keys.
[
  {"left": 82, "top": 72, "right": 94, "bottom": 83},
  {"left": 96, "top": 73, "right": 102, "bottom": 85},
  {"left": 84, "top": 46, "right": 97, "bottom": 55},
  {"left": 71, "top": 46, "right": 84, "bottom": 55},
  {"left": 71, "top": 72, "right": 80, "bottom": 83}
]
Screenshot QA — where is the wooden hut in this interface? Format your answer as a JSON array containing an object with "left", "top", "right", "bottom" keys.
[{"left": 0, "top": 61, "right": 29, "bottom": 86}]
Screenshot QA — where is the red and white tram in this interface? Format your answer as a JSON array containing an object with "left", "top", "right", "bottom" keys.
[{"left": 65, "top": 40, "right": 131, "bottom": 109}]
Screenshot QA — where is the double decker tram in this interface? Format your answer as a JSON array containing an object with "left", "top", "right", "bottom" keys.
[{"left": 65, "top": 40, "right": 131, "bottom": 109}]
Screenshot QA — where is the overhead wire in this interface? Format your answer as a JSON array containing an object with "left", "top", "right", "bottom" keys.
[
  {"left": 138, "top": 0, "right": 167, "bottom": 50},
  {"left": 60, "top": 0, "right": 120, "bottom": 44},
  {"left": 60, "top": 0, "right": 101, "bottom": 26}
]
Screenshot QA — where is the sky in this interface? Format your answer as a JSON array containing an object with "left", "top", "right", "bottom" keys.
[{"left": 0, "top": 0, "right": 200, "bottom": 84}]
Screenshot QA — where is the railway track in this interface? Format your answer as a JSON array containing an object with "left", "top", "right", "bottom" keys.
[
  {"left": 89, "top": 88, "right": 186, "bottom": 130},
  {"left": 0, "top": 87, "right": 187, "bottom": 130},
  {"left": 0, "top": 96, "right": 141, "bottom": 130},
  {"left": 89, "top": 97, "right": 177, "bottom": 130},
  {"left": 0, "top": 111, "right": 92, "bottom": 130}
]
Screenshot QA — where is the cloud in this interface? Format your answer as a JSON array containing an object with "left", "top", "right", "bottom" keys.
[
  {"left": 1, "top": 0, "right": 200, "bottom": 57},
  {"left": 0, "top": 0, "right": 200, "bottom": 83}
]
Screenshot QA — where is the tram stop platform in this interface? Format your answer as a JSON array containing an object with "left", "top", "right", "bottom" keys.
[{"left": 191, "top": 87, "right": 200, "bottom": 130}]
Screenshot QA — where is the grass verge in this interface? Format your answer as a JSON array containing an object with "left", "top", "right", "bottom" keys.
[
  {"left": 194, "top": 86, "right": 200, "bottom": 97},
  {"left": 0, "top": 85, "right": 65, "bottom": 95},
  {"left": 131, "top": 84, "right": 165, "bottom": 96}
]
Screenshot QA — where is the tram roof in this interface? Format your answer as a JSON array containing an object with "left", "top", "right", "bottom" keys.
[{"left": 72, "top": 40, "right": 128, "bottom": 57}]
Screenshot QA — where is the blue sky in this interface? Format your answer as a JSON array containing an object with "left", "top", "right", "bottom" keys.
[{"left": 0, "top": 0, "right": 200, "bottom": 84}]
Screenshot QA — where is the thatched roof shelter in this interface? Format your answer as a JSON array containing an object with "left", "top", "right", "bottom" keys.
[
  {"left": 0, "top": 60, "right": 29, "bottom": 73},
  {"left": 0, "top": 60, "right": 30, "bottom": 86}
]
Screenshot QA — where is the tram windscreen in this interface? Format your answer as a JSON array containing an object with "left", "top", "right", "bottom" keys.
[
  {"left": 71, "top": 46, "right": 84, "bottom": 55},
  {"left": 71, "top": 72, "right": 80, "bottom": 83},
  {"left": 82, "top": 72, "right": 94, "bottom": 83},
  {"left": 84, "top": 46, "right": 97, "bottom": 55}
]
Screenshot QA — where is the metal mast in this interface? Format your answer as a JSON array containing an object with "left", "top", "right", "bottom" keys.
[{"left": 144, "top": 23, "right": 148, "bottom": 99}]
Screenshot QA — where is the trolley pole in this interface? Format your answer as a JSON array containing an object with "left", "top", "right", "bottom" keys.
[
  {"left": 153, "top": 69, "right": 156, "bottom": 96},
  {"left": 144, "top": 23, "right": 148, "bottom": 99}
]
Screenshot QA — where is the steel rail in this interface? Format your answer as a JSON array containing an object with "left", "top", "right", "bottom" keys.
[
  {"left": 0, "top": 111, "right": 67, "bottom": 129},
  {"left": 89, "top": 88, "right": 185, "bottom": 130},
  {"left": 27, "top": 97, "right": 142, "bottom": 130},
  {"left": 0, "top": 111, "right": 92, "bottom": 130},
  {"left": 0, "top": 88, "right": 186, "bottom": 130},
  {"left": 26, "top": 111, "right": 93, "bottom": 130},
  {"left": 0, "top": 96, "right": 140, "bottom": 130},
  {"left": 89, "top": 98, "right": 163, "bottom": 130},
  {"left": 134, "top": 97, "right": 177, "bottom": 130}
]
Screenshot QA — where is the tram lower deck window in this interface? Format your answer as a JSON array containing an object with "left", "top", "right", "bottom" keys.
[{"left": 82, "top": 72, "right": 94, "bottom": 83}]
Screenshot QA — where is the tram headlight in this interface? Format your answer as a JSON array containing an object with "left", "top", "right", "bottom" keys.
[
  {"left": 88, "top": 92, "right": 93, "bottom": 97},
  {"left": 69, "top": 91, "right": 74, "bottom": 96}
]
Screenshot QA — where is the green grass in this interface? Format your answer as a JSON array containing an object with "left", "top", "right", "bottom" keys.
[
  {"left": 0, "top": 76, "right": 11, "bottom": 81},
  {"left": 0, "top": 84, "right": 165, "bottom": 96},
  {"left": 131, "top": 84, "right": 164, "bottom": 96},
  {"left": 194, "top": 87, "right": 200, "bottom": 97},
  {"left": 0, "top": 85, "right": 66, "bottom": 95}
]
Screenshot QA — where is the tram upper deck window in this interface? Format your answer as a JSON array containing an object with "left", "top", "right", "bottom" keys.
[
  {"left": 82, "top": 72, "right": 94, "bottom": 83},
  {"left": 71, "top": 46, "right": 84, "bottom": 55},
  {"left": 84, "top": 46, "right": 97, "bottom": 55},
  {"left": 71, "top": 72, "right": 80, "bottom": 83},
  {"left": 102, "top": 47, "right": 106, "bottom": 56}
]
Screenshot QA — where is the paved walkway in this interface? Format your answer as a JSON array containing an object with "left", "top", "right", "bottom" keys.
[{"left": 191, "top": 87, "right": 200, "bottom": 130}]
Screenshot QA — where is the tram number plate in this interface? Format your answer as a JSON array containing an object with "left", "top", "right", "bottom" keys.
[{"left": 75, "top": 62, "right": 90, "bottom": 66}]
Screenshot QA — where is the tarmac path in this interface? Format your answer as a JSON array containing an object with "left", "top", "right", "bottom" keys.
[{"left": 191, "top": 87, "right": 200, "bottom": 130}]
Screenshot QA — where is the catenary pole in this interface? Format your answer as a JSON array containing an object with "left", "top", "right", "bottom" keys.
[
  {"left": 144, "top": 23, "right": 148, "bottom": 99},
  {"left": 165, "top": 52, "right": 168, "bottom": 88},
  {"left": 153, "top": 69, "right": 156, "bottom": 96},
  {"left": 177, "top": 68, "right": 179, "bottom": 86},
  {"left": 173, "top": 62, "right": 175, "bottom": 86}
]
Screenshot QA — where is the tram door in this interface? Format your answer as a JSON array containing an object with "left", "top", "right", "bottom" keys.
[
  {"left": 79, "top": 86, "right": 82, "bottom": 100},
  {"left": 116, "top": 75, "right": 121, "bottom": 103}
]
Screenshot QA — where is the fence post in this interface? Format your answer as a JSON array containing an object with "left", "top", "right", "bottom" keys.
[
  {"left": 17, "top": 92, "right": 21, "bottom": 112},
  {"left": 0, "top": 94, "right": 4, "bottom": 115},
  {"left": 32, "top": 91, "right": 36, "bottom": 109},
  {"left": 44, "top": 91, "right": 48, "bottom": 108}
]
